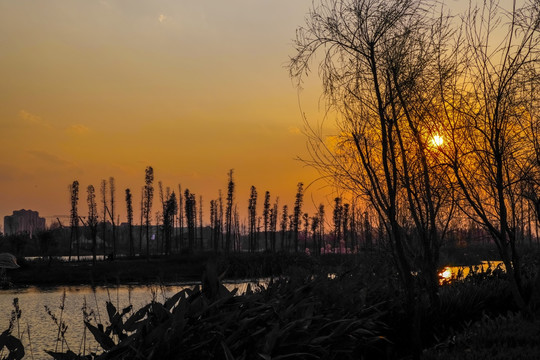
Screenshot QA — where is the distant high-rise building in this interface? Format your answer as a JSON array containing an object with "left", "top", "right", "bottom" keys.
[{"left": 3, "top": 209, "right": 46, "bottom": 237}]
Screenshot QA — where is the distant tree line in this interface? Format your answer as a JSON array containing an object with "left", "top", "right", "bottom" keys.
[{"left": 3, "top": 164, "right": 538, "bottom": 265}]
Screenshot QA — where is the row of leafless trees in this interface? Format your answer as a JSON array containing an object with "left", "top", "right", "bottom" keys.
[
  {"left": 69, "top": 164, "right": 446, "bottom": 260},
  {"left": 289, "top": 0, "right": 540, "bottom": 355},
  {"left": 64, "top": 170, "right": 537, "bottom": 262}
]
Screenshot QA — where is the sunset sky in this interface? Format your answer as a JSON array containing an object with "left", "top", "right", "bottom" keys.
[{"left": 0, "top": 0, "right": 332, "bottom": 226}]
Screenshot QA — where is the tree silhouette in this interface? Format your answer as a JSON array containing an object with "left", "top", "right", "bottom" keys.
[
  {"left": 68, "top": 180, "right": 79, "bottom": 261},
  {"left": 210, "top": 199, "right": 219, "bottom": 251},
  {"left": 248, "top": 186, "right": 257, "bottom": 252},
  {"left": 332, "top": 197, "right": 342, "bottom": 252},
  {"left": 302, "top": 212, "right": 309, "bottom": 253},
  {"left": 342, "top": 203, "right": 350, "bottom": 252},
  {"left": 139, "top": 187, "right": 144, "bottom": 256},
  {"left": 158, "top": 181, "right": 168, "bottom": 253},
  {"left": 317, "top": 204, "right": 325, "bottom": 254},
  {"left": 310, "top": 213, "right": 319, "bottom": 255},
  {"left": 178, "top": 184, "right": 184, "bottom": 250},
  {"left": 184, "top": 189, "right": 196, "bottom": 251},
  {"left": 289, "top": 0, "right": 458, "bottom": 325},
  {"left": 270, "top": 198, "right": 279, "bottom": 252},
  {"left": 263, "top": 191, "right": 270, "bottom": 251},
  {"left": 293, "top": 183, "right": 304, "bottom": 252},
  {"left": 108, "top": 177, "right": 116, "bottom": 260},
  {"left": 442, "top": 0, "right": 540, "bottom": 311},
  {"left": 125, "top": 188, "right": 134, "bottom": 256},
  {"left": 199, "top": 195, "right": 203, "bottom": 249},
  {"left": 163, "top": 192, "right": 177, "bottom": 255},
  {"left": 143, "top": 166, "right": 154, "bottom": 259},
  {"left": 225, "top": 170, "right": 235, "bottom": 253},
  {"left": 280, "top": 205, "right": 288, "bottom": 251},
  {"left": 87, "top": 185, "right": 98, "bottom": 265},
  {"left": 363, "top": 211, "right": 373, "bottom": 250},
  {"left": 100, "top": 179, "right": 107, "bottom": 258},
  {"left": 218, "top": 190, "right": 224, "bottom": 250},
  {"left": 233, "top": 205, "right": 240, "bottom": 252}
]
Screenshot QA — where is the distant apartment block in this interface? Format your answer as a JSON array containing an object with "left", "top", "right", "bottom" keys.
[{"left": 3, "top": 209, "right": 46, "bottom": 236}]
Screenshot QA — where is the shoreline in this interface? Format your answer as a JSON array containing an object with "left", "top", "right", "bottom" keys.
[{"left": 3, "top": 246, "right": 516, "bottom": 288}]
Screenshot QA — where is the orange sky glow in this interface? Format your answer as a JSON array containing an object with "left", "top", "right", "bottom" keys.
[{"left": 0, "top": 0, "right": 339, "bottom": 226}]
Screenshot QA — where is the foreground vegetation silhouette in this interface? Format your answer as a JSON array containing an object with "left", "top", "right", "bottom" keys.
[{"left": 1, "top": 251, "right": 540, "bottom": 359}]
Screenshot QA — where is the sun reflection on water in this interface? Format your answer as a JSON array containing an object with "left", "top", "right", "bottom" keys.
[{"left": 438, "top": 261, "right": 505, "bottom": 285}]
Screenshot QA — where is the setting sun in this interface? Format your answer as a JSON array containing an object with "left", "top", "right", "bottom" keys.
[{"left": 431, "top": 134, "right": 444, "bottom": 147}]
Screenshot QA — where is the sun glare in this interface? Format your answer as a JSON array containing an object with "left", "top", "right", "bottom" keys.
[
  {"left": 438, "top": 267, "right": 452, "bottom": 285},
  {"left": 440, "top": 267, "right": 452, "bottom": 279},
  {"left": 430, "top": 134, "right": 444, "bottom": 147}
]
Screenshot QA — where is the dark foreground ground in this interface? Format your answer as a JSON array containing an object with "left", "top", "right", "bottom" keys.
[{"left": 2, "top": 246, "right": 540, "bottom": 359}]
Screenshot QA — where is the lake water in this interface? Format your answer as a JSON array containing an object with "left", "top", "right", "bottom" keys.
[{"left": 0, "top": 281, "right": 265, "bottom": 360}]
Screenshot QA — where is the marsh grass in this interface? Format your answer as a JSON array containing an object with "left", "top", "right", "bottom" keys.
[
  {"left": 43, "top": 264, "right": 387, "bottom": 360},
  {"left": 43, "top": 255, "right": 538, "bottom": 359},
  {"left": 423, "top": 312, "right": 540, "bottom": 360},
  {"left": 44, "top": 289, "right": 70, "bottom": 353}
]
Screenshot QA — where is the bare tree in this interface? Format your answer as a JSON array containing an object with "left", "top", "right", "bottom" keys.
[
  {"left": 87, "top": 185, "right": 98, "bottom": 265},
  {"left": 310, "top": 213, "right": 320, "bottom": 255},
  {"left": 290, "top": 1, "right": 459, "bottom": 354},
  {"left": 108, "top": 177, "right": 116, "bottom": 259},
  {"left": 139, "top": 186, "right": 144, "bottom": 256},
  {"left": 343, "top": 203, "right": 350, "bottom": 252},
  {"left": 290, "top": 0, "right": 458, "bottom": 304},
  {"left": 526, "top": 118, "right": 540, "bottom": 225},
  {"left": 210, "top": 199, "right": 219, "bottom": 251},
  {"left": 317, "top": 204, "right": 325, "bottom": 254},
  {"left": 100, "top": 179, "right": 107, "bottom": 257},
  {"left": 125, "top": 188, "right": 134, "bottom": 256},
  {"left": 332, "top": 197, "right": 343, "bottom": 252},
  {"left": 293, "top": 182, "right": 304, "bottom": 252},
  {"left": 68, "top": 180, "right": 79, "bottom": 261},
  {"left": 163, "top": 192, "right": 178, "bottom": 255},
  {"left": 158, "top": 181, "right": 170, "bottom": 254},
  {"left": 280, "top": 205, "right": 288, "bottom": 251},
  {"left": 248, "top": 186, "right": 258, "bottom": 252},
  {"left": 263, "top": 191, "right": 271, "bottom": 251},
  {"left": 225, "top": 169, "right": 235, "bottom": 253},
  {"left": 178, "top": 184, "right": 184, "bottom": 250},
  {"left": 184, "top": 189, "right": 196, "bottom": 251},
  {"left": 270, "top": 198, "right": 279, "bottom": 252},
  {"left": 302, "top": 212, "right": 309, "bottom": 252},
  {"left": 199, "top": 195, "right": 203, "bottom": 249},
  {"left": 218, "top": 190, "right": 224, "bottom": 250},
  {"left": 143, "top": 166, "right": 154, "bottom": 260},
  {"left": 440, "top": 0, "right": 540, "bottom": 312},
  {"left": 233, "top": 205, "right": 240, "bottom": 252}
]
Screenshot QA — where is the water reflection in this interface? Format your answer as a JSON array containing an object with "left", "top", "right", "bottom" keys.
[
  {"left": 0, "top": 280, "right": 267, "bottom": 359},
  {"left": 438, "top": 261, "right": 505, "bottom": 284}
]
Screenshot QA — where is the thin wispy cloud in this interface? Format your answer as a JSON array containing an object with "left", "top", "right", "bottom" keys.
[
  {"left": 18, "top": 110, "right": 49, "bottom": 127},
  {"left": 66, "top": 124, "right": 90, "bottom": 135}
]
